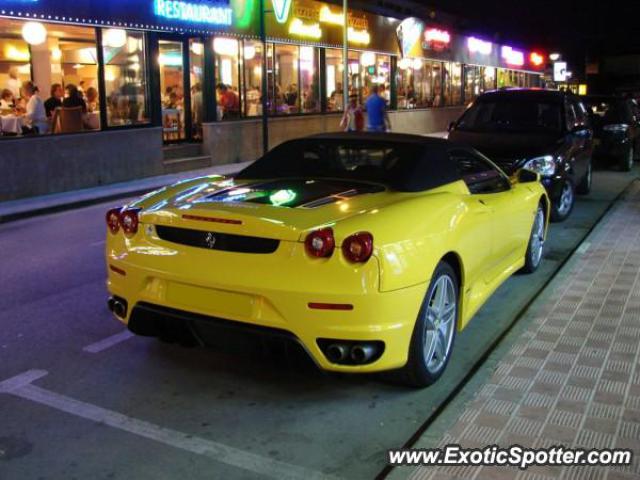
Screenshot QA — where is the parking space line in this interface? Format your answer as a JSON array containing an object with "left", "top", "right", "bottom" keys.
[
  {"left": 0, "top": 370, "right": 337, "bottom": 480},
  {"left": 83, "top": 330, "right": 134, "bottom": 354}
]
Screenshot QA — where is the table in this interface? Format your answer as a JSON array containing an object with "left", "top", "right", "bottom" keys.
[
  {"left": 84, "top": 111, "right": 100, "bottom": 130},
  {"left": 1, "top": 115, "right": 23, "bottom": 135}
]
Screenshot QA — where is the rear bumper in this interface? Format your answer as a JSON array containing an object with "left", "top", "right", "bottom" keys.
[{"left": 107, "top": 258, "right": 426, "bottom": 373}]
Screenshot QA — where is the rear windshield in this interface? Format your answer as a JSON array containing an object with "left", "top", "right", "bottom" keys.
[
  {"left": 237, "top": 140, "right": 458, "bottom": 192},
  {"left": 456, "top": 97, "right": 563, "bottom": 133},
  {"left": 584, "top": 99, "right": 634, "bottom": 123}
]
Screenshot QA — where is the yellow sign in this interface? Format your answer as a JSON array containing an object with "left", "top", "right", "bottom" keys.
[
  {"left": 319, "top": 5, "right": 342, "bottom": 25},
  {"left": 348, "top": 27, "right": 370, "bottom": 45},
  {"left": 289, "top": 18, "right": 322, "bottom": 39},
  {"left": 578, "top": 84, "right": 587, "bottom": 96}
]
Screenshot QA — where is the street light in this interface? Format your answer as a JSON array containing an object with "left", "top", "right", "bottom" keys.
[
  {"left": 549, "top": 53, "right": 561, "bottom": 62},
  {"left": 343, "top": 0, "right": 349, "bottom": 112}
]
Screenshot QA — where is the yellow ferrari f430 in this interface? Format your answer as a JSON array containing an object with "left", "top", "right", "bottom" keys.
[{"left": 106, "top": 133, "right": 549, "bottom": 387}]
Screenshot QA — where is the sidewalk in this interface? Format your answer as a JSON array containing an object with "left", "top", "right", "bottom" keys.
[
  {"left": 0, "top": 161, "right": 251, "bottom": 223},
  {"left": 393, "top": 180, "right": 640, "bottom": 480}
]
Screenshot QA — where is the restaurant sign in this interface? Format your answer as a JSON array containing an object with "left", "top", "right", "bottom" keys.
[
  {"left": 0, "top": 0, "right": 258, "bottom": 34},
  {"left": 153, "top": 0, "right": 233, "bottom": 26},
  {"left": 266, "top": 0, "right": 399, "bottom": 53}
]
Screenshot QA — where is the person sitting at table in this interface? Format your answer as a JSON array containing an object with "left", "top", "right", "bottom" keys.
[
  {"left": 86, "top": 87, "right": 99, "bottom": 113},
  {"left": 44, "top": 83, "right": 63, "bottom": 118},
  {"left": 0, "top": 89, "right": 15, "bottom": 110},
  {"left": 20, "top": 81, "right": 48, "bottom": 135},
  {"left": 63, "top": 84, "right": 87, "bottom": 113},
  {"left": 216, "top": 83, "right": 240, "bottom": 120}
]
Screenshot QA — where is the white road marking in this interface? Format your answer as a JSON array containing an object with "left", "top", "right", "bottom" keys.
[
  {"left": 0, "top": 370, "right": 337, "bottom": 480},
  {"left": 90, "top": 240, "right": 106, "bottom": 247},
  {"left": 577, "top": 242, "right": 591, "bottom": 255},
  {"left": 83, "top": 330, "right": 134, "bottom": 354}
]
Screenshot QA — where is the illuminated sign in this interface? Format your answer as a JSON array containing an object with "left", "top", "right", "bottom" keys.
[
  {"left": 530, "top": 52, "right": 544, "bottom": 67},
  {"left": 271, "top": 0, "right": 292, "bottom": 24},
  {"left": 319, "top": 5, "right": 342, "bottom": 25},
  {"left": 348, "top": 27, "right": 370, "bottom": 45},
  {"left": 467, "top": 37, "right": 492, "bottom": 55},
  {"left": 288, "top": 18, "right": 322, "bottom": 39},
  {"left": 396, "top": 17, "right": 424, "bottom": 57},
  {"left": 154, "top": 0, "right": 233, "bottom": 26},
  {"left": 554, "top": 61, "right": 569, "bottom": 81},
  {"left": 424, "top": 28, "right": 450, "bottom": 45},
  {"left": 501, "top": 46, "right": 524, "bottom": 66}
]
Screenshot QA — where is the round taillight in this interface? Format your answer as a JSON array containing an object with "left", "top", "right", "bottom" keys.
[
  {"left": 120, "top": 209, "right": 140, "bottom": 237},
  {"left": 342, "top": 232, "right": 374, "bottom": 263},
  {"left": 305, "top": 228, "right": 335, "bottom": 258},
  {"left": 106, "top": 208, "right": 121, "bottom": 235}
]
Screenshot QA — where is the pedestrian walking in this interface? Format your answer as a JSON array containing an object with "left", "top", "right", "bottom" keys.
[
  {"left": 365, "top": 85, "right": 391, "bottom": 132},
  {"left": 340, "top": 94, "right": 364, "bottom": 132}
]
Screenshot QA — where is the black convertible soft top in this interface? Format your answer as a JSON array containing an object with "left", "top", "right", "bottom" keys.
[{"left": 237, "top": 133, "right": 464, "bottom": 192}]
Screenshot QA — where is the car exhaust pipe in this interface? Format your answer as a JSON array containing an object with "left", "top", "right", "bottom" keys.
[
  {"left": 108, "top": 297, "right": 127, "bottom": 318},
  {"left": 351, "top": 344, "right": 377, "bottom": 364},
  {"left": 326, "top": 343, "right": 349, "bottom": 363}
]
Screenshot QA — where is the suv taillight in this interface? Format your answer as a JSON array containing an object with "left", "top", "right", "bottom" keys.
[
  {"left": 120, "top": 209, "right": 141, "bottom": 237},
  {"left": 342, "top": 232, "right": 374, "bottom": 263},
  {"left": 305, "top": 228, "right": 335, "bottom": 258},
  {"left": 106, "top": 208, "right": 122, "bottom": 235}
]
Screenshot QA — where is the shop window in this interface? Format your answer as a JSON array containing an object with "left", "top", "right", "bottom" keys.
[
  {"left": 358, "top": 52, "right": 390, "bottom": 106},
  {"left": 189, "top": 39, "right": 204, "bottom": 140},
  {"left": 214, "top": 37, "right": 241, "bottom": 121},
  {"left": 464, "top": 65, "right": 482, "bottom": 105},
  {"left": 299, "top": 46, "right": 319, "bottom": 114},
  {"left": 444, "top": 62, "right": 462, "bottom": 106},
  {"left": 397, "top": 58, "right": 439, "bottom": 109},
  {"left": 325, "top": 48, "right": 344, "bottom": 112},
  {"left": 243, "top": 40, "right": 263, "bottom": 117},
  {"left": 348, "top": 50, "right": 362, "bottom": 104},
  {"left": 103, "top": 29, "right": 149, "bottom": 127},
  {"left": 483, "top": 67, "right": 496, "bottom": 92},
  {"left": 272, "top": 44, "right": 299, "bottom": 115},
  {"left": 0, "top": 19, "right": 103, "bottom": 136}
]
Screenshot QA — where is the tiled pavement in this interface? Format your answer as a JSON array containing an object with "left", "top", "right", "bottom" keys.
[{"left": 405, "top": 180, "right": 640, "bottom": 480}]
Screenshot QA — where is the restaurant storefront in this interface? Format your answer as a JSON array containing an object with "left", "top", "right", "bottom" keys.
[{"left": 0, "top": 0, "right": 545, "bottom": 201}]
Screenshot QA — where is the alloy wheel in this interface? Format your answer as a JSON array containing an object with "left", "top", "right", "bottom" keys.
[
  {"left": 530, "top": 208, "right": 545, "bottom": 268},
  {"left": 557, "top": 182, "right": 574, "bottom": 217},
  {"left": 423, "top": 275, "right": 457, "bottom": 375}
]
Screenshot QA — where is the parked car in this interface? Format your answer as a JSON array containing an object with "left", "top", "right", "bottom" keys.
[
  {"left": 581, "top": 95, "right": 640, "bottom": 171},
  {"left": 449, "top": 89, "right": 593, "bottom": 222},
  {"left": 105, "top": 133, "right": 549, "bottom": 388}
]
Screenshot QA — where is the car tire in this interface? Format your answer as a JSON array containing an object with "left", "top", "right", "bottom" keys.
[
  {"left": 398, "top": 261, "right": 458, "bottom": 388},
  {"left": 576, "top": 160, "right": 592, "bottom": 195},
  {"left": 521, "top": 204, "right": 546, "bottom": 274},
  {"left": 550, "top": 179, "right": 574, "bottom": 223},
  {"left": 620, "top": 146, "right": 634, "bottom": 172}
]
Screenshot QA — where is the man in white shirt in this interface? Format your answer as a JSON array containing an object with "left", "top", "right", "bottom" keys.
[{"left": 21, "top": 81, "right": 48, "bottom": 134}]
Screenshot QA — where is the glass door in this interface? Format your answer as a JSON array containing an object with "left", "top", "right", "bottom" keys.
[{"left": 157, "top": 36, "right": 204, "bottom": 143}]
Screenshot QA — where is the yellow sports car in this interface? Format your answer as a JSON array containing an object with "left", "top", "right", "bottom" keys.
[{"left": 106, "top": 133, "right": 549, "bottom": 387}]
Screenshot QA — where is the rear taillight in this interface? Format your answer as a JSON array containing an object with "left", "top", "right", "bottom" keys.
[
  {"left": 342, "top": 232, "right": 374, "bottom": 263},
  {"left": 106, "top": 208, "right": 122, "bottom": 235},
  {"left": 120, "top": 209, "right": 141, "bottom": 237},
  {"left": 305, "top": 228, "right": 335, "bottom": 258}
]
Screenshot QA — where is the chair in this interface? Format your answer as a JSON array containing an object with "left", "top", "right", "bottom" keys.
[{"left": 52, "top": 107, "right": 84, "bottom": 134}]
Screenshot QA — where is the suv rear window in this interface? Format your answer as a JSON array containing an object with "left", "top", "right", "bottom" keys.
[{"left": 456, "top": 96, "right": 563, "bottom": 133}]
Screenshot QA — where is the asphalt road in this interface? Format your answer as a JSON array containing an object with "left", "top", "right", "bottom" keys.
[{"left": 0, "top": 166, "right": 637, "bottom": 480}]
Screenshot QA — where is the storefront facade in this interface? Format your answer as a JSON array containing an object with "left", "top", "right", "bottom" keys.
[{"left": 0, "top": 0, "right": 545, "bottom": 201}]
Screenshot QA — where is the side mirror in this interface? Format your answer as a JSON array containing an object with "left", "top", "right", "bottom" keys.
[
  {"left": 448, "top": 121, "right": 456, "bottom": 132},
  {"left": 517, "top": 169, "right": 540, "bottom": 184}
]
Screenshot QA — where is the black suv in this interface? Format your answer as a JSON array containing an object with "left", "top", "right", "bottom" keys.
[
  {"left": 449, "top": 89, "right": 593, "bottom": 222},
  {"left": 581, "top": 95, "right": 640, "bottom": 171}
]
